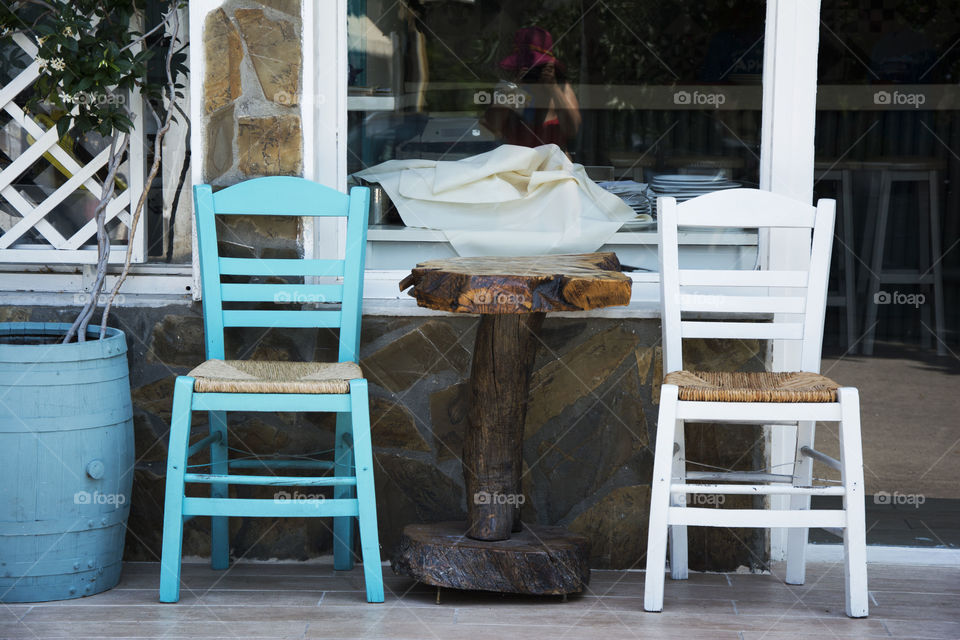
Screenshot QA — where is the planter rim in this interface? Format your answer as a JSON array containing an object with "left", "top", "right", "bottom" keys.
[{"left": 0, "top": 322, "right": 127, "bottom": 363}]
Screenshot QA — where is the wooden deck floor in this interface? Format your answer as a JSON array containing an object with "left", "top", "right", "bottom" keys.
[{"left": 1, "top": 560, "right": 958, "bottom": 639}]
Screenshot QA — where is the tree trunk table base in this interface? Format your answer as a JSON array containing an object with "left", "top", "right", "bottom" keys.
[
  {"left": 392, "top": 521, "right": 590, "bottom": 595},
  {"left": 397, "top": 254, "right": 628, "bottom": 596}
]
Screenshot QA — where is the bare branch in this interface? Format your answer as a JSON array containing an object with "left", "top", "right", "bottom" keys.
[
  {"left": 100, "top": 6, "right": 181, "bottom": 336},
  {"left": 63, "top": 132, "right": 129, "bottom": 343},
  {"left": 118, "top": 16, "right": 168, "bottom": 54}
]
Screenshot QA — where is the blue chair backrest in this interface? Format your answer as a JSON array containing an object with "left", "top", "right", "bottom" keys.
[{"left": 193, "top": 176, "right": 370, "bottom": 364}]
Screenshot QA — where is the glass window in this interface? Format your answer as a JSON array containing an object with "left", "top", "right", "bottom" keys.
[
  {"left": 814, "top": 0, "right": 960, "bottom": 549},
  {"left": 346, "top": 0, "right": 766, "bottom": 272}
]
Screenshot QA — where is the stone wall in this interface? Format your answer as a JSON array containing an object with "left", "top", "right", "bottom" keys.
[
  {"left": 202, "top": 0, "right": 303, "bottom": 185},
  {"left": 1, "top": 304, "right": 766, "bottom": 572}
]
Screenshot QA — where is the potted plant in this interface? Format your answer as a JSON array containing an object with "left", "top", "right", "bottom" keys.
[{"left": 0, "top": 0, "right": 185, "bottom": 602}]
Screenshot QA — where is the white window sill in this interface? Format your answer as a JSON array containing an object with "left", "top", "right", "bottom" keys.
[
  {"left": 0, "top": 291, "right": 194, "bottom": 307},
  {"left": 367, "top": 225, "right": 758, "bottom": 246},
  {"left": 0, "top": 263, "right": 195, "bottom": 304}
]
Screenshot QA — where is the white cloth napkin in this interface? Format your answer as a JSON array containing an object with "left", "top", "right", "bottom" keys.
[{"left": 355, "top": 144, "right": 634, "bottom": 256}]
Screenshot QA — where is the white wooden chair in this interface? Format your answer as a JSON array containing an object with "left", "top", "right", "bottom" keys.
[{"left": 644, "top": 188, "right": 868, "bottom": 618}]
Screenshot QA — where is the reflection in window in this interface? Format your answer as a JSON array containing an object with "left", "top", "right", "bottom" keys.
[
  {"left": 348, "top": 1, "right": 764, "bottom": 269},
  {"left": 348, "top": 0, "right": 764, "bottom": 176}
]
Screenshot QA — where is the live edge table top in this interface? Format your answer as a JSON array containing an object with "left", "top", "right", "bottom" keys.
[{"left": 398, "top": 252, "right": 632, "bottom": 314}]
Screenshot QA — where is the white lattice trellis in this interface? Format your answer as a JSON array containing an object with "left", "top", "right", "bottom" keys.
[{"left": 0, "top": 32, "right": 145, "bottom": 264}]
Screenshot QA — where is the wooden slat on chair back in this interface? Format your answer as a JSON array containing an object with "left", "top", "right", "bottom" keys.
[
  {"left": 658, "top": 188, "right": 836, "bottom": 375},
  {"left": 193, "top": 177, "right": 370, "bottom": 364}
]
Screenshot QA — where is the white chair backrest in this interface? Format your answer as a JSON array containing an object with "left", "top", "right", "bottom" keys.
[{"left": 658, "top": 188, "right": 836, "bottom": 375}]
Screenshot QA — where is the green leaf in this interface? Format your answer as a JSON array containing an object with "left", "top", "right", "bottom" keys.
[{"left": 56, "top": 118, "right": 70, "bottom": 138}]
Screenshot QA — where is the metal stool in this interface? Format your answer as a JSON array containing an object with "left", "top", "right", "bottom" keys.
[
  {"left": 814, "top": 159, "right": 860, "bottom": 353},
  {"left": 858, "top": 157, "right": 947, "bottom": 355},
  {"left": 607, "top": 152, "right": 656, "bottom": 182}
]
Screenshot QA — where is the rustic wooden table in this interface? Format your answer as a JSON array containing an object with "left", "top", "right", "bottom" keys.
[{"left": 393, "top": 252, "right": 632, "bottom": 595}]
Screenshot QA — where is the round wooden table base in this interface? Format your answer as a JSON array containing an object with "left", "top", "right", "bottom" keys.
[{"left": 391, "top": 521, "right": 591, "bottom": 595}]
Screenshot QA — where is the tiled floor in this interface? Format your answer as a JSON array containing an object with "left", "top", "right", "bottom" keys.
[{"left": 2, "top": 560, "right": 958, "bottom": 639}]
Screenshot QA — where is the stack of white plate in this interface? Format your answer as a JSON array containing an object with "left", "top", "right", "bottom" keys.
[
  {"left": 596, "top": 180, "right": 653, "bottom": 217},
  {"left": 649, "top": 174, "right": 741, "bottom": 203},
  {"left": 595, "top": 180, "right": 655, "bottom": 231}
]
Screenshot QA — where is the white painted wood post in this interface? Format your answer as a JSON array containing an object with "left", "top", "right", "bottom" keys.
[
  {"left": 309, "top": 0, "right": 347, "bottom": 266},
  {"left": 758, "top": 0, "right": 823, "bottom": 562}
]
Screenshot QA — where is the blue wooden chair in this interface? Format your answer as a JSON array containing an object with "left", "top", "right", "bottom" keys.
[{"left": 158, "top": 176, "right": 384, "bottom": 603}]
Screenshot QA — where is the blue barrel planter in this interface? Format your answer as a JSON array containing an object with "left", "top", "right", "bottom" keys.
[{"left": 0, "top": 322, "right": 134, "bottom": 602}]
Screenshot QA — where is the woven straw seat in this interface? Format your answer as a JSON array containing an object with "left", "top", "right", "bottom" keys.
[
  {"left": 189, "top": 359, "right": 362, "bottom": 394},
  {"left": 664, "top": 371, "right": 840, "bottom": 403}
]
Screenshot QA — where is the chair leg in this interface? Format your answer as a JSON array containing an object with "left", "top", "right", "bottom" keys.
[
  {"left": 645, "top": 384, "right": 679, "bottom": 612},
  {"left": 208, "top": 410, "right": 229, "bottom": 571},
  {"left": 349, "top": 380, "right": 384, "bottom": 603},
  {"left": 928, "top": 172, "right": 947, "bottom": 356},
  {"left": 786, "top": 420, "right": 816, "bottom": 585},
  {"left": 159, "top": 376, "right": 195, "bottom": 603},
  {"left": 841, "top": 169, "right": 858, "bottom": 353},
  {"left": 838, "top": 388, "right": 869, "bottom": 618},
  {"left": 669, "top": 418, "right": 688, "bottom": 580},
  {"left": 863, "top": 170, "right": 892, "bottom": 356},
  {"left": 857, "top": 171, "right": 879, "bottom": 295},
  {"left": 917, "top": 179, "right": 933, "bottom": 350},
  {"left": 333, "top": 411, "right": 356, "bottom": 572}
]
